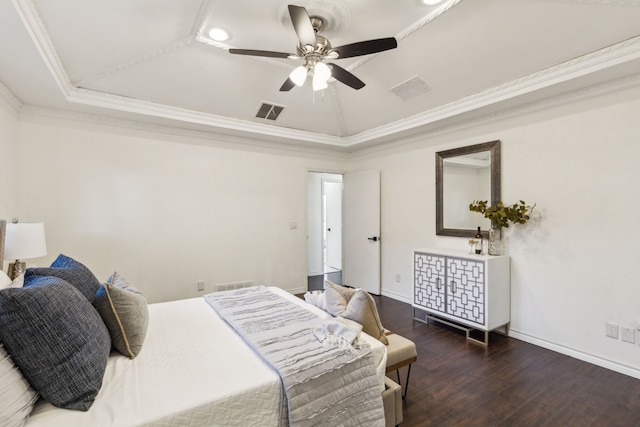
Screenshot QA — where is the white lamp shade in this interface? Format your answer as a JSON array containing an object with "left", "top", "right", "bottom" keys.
[
  {"left": 312, "top": 62, "right": 331, "bottom": 91},
  {"left": 4, "top": 222, "right": 47, "bottom": 260},
  {"left": 289, "top": 65, "right": 308, "bottom": 86}
]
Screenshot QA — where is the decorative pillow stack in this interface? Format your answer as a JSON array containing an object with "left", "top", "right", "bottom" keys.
[
  {"left": 0, "top": 254, "right": 151, "bottom": 420},
  {"left": 0, "top": 274, "right": 111, "bottom": 411},
  {"left": 94, "top": 272, "right": 149, "bottom": 359},
  {"left": 324, "top": 280, "right": 389, "bottom": 345}
]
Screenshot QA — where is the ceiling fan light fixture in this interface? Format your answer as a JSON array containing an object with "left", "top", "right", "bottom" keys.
[
  {"left": 290, "top": 65, "right": 308, "bottom": 86},
  {"left": 312, "top": 75, "right": 328, "bottom": 91},
  {"left": 422, "top": 0, "right": 443, "bottom": 5},
  {"left": 312, "top": 62, "right": 331, "bottom": 91}
]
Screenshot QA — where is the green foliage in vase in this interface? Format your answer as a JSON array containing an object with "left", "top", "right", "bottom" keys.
[{"left": 469, "top": 200, "right": 535, "bottom": 228}]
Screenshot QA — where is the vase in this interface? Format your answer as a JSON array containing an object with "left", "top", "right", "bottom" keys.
[{"left": 488, "top": 224, "right": 501, "bottom": 256}]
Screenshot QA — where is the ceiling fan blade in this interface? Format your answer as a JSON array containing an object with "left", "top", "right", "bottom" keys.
[
  {"left": 229, "top": 48, "right": 292, "bottom": 59},
  {"left": 279, "top": 77, "right": 296, "bottom": 92},
  {"left": 288, "top": 5, "right": 316, "bottom": 47},
  {"left": 331, "top": 37, "right": 398, "bottom": 59},
  {"left": 327, "top": 63, "right": 365, "bottom": 90}
]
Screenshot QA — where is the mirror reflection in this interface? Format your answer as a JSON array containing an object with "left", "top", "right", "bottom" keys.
[
  {"left": 436, "top": 140, "right": 501, "bottom": 237},
  {"left": 443, "top": 152, "right": 491, "bottom": 230}
]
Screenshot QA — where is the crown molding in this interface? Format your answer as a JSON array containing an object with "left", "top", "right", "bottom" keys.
[
  {"left": 13, "top": 0, "right": 74, "bottom": 97},
  {"left": 12, "top": 0, "right": 640, "bottom": 151},
  {"left": 555, "top": 0, "right": 640, "bottom": 6},
  {"left": 18, "top": 104, "right": 352, "bottom": 160},
  {"left": 344, "top": 34, "right": 640, "bottom": 147},
  {"left": 347, "top": 0, "right": 463, "bottom": 72},
  {"left": 351, "top": 70, "right": 640, "bottom": 159},
  {"left": 0, "top": 81, "right": 23, "bottom": 113},
  {"left": 66, "top": 87, "right": 349, "bottom": 146}
]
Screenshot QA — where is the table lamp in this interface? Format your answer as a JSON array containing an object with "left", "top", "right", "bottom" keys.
[{"left": 4, "top": 220, "right": 47, "bottom": 280}]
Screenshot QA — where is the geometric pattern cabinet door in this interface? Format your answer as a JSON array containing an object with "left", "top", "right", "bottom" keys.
[
  {"left": 414, "top": 252, "right": 446, "bottom": 314},
  {"left": 413, "top": 250, "right": 510, "bottom": 338},
  {"left": 446, "top": 257, "right": 485, "bottom": 326}
]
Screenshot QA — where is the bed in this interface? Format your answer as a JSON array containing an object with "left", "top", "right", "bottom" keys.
[
  {"left": 0, "top": 239, "right": 389, "bottom": 427},
  {"left": 28, "top": 287, "right": 387, "bottom": 427}
]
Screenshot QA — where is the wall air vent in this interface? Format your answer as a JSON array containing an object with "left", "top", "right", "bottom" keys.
[
  {"left": 256, "top": 102, "right": 284, "bottom": 120},
  {"left": 215, "top": 281, "right": 253, "bottom": 292},
  {"left": 390, "top": 76, "right": 431, "bottom": 101}
]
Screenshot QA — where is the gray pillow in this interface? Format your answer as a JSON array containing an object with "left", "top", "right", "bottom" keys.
[
  {"left": 324, "top": 281, "right": 388, "bottom": 345},
  {"left": 324, "top": 280, "right": 358, "bottom": 314},
  {"left": 0, "top": 275, "right": 111, "bottom": 411},
  {"left": 94, "top": 272, "right": 149, "bottom": 359},
  {"left": 0, "top": 342, "right": 39, "bottom": 427},
  {"left": 25, "top": 254, "right": 101, "bottom": 302}
]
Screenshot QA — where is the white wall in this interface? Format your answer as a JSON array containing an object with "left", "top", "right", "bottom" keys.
[
  {"left": 0, "top": 96, "right": 20, "bottom": 220},
  {"left": 17, "top": 115, "right": 345, "bottom": 303},
  {"left": 348, "top": 83, "right": 640, "bottom": 378},
  {"left": 0, "top": 96, "right": 20, "bottom": 270}
]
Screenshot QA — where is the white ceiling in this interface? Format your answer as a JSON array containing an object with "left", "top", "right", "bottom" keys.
[{"left": 1, "top": 0, "right": 640, "bottom": 152}]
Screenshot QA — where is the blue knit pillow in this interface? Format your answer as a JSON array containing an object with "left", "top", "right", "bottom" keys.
[
  {"left": 0, "top": 275, "right": 111, "bottom": 411},
  {"left": 25, "top": 254, "right": 101, "bottom": 302}
]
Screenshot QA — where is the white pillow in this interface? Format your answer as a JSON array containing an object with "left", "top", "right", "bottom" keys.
[
  {"left": 0, "top": 343, "right": 39, "bottom": 427},
  {"left": 304, "top": 290, "right": 328, "bottom": 311},
  {"left": 0, "top": 270, "right": 10, "bottom": 288},
  {"left": 0, "top": 271, "right": 24, "bottom": 290}
]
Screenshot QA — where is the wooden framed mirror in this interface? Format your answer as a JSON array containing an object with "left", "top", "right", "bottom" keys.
[{"left": 436, "top": 140, "right": 501, "bottom": 237}]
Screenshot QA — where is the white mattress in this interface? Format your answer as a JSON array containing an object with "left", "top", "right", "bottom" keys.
[{"left": 25, "top": 287, "right": 386, "bottom": 427}]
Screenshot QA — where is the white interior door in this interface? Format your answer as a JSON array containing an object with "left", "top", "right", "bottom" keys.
[
  {"left": 343, "top": 170, "right": 381, "bottom": 295},
  {"left": 323, "top": 180, "right": 342, "bottom": 271}
]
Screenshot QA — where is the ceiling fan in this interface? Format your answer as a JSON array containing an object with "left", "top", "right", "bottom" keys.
[{"left": 229, "top": 5, "right": 398, "bottom": 92}]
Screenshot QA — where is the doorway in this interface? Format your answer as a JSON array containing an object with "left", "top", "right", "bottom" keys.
[{"left": 307, "top": 172, "right": 343, "bottom": 291}]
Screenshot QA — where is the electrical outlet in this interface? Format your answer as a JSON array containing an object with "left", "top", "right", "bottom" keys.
[
  {"left": 637, "top": 328, "right": 640, "bottom": 346},
  {"left": 395, "top": 274, "right": 401, "bottom": 283},
  {"left": 606, "top": 322, "right": 619, "bottom": 339},
  {"left": 621, "top": 326, "right": 635, "bottom": 344},
  {"left": 197, "top": 281, "right": 205, "bottom": 292}
]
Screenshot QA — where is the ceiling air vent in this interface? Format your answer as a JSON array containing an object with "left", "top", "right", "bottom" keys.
[
  {"left": 390, "top": 76, "right": 431, "bottom": 101},
  {"left": 256, "top": 102, "right": 284, "bottom": 120}
]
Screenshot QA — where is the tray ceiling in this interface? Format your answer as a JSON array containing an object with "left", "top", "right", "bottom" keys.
[{"left": 1, "top": 0, "right": 640, "bottom": 151}]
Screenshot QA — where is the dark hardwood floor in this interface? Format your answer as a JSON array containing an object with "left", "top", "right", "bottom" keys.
[{"left": 373, "top": 294, "right": 640, "bottom": 427}]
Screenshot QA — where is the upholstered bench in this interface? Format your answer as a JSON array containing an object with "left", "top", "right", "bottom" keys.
[
  {"left": 382, "top": 376, "right": 403, "bottom": 427},
  {"left": 385, "top": 331, "right": 417, "bottom": 399}
]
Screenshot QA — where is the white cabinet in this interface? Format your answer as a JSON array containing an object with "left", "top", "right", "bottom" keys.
[{"left": 413, "top": 249, "right": 510, "bottom": 345}]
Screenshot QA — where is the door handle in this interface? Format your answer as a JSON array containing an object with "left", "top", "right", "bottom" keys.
[{"left": 367, "top": 236, "right": 379, "bottom": 242}]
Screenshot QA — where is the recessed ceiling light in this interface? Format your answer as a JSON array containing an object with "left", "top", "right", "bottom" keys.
[
  {"left": 208, "top": 28, "right": 230, "bottom": 42},
  {"left": 422, "top": 0, "right": 442, "bottom": 5}
]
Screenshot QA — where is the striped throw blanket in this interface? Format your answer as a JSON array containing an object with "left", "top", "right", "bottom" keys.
[{"left": 204, "top": 286, "right": 384, "bottom": 427}]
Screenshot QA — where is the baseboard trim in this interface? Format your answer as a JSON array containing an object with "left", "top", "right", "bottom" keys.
[
  {"left": 509, "top": 329, "right": 640, "bottom": 380},
  {"left": 285, "top": 286, "right": 307, "bottom": 295},
  {"left": 381, "top": 289, "right": 412, "bottom": 304}
]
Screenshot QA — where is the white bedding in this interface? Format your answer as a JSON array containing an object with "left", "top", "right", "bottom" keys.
[
  {"left": 272, "top": 287, "right": 388, "bottom": 390},
  {"left": 25, "top": 287, "right": 386, "bottom": 427}
]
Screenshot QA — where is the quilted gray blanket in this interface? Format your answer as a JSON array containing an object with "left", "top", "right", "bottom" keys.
[{"left": 204, "top": 286, "right": 384, "bottom": 427}]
